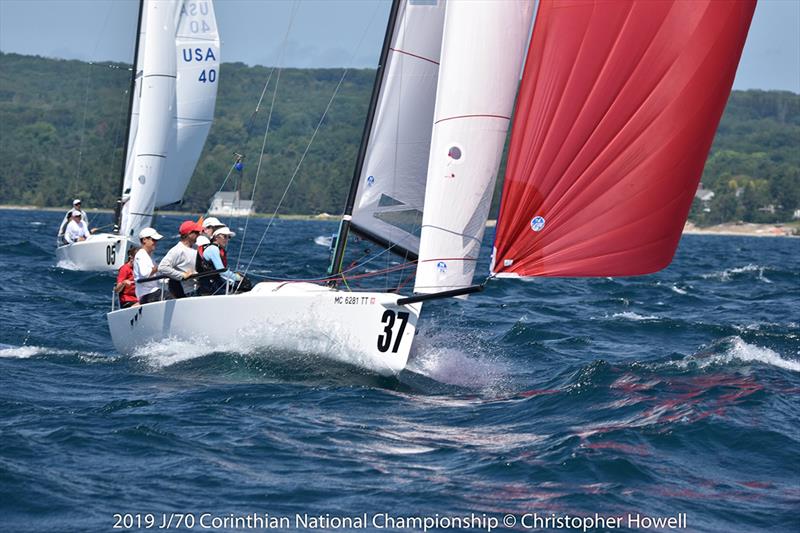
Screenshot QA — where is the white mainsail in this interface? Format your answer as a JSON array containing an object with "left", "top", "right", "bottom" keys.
[
  {"left": 158, "top": 0, "right": 220, "bottom": 206},
  {"left": 349, "top": 0, "right": 446, "bottom": 257},
  {"left": 414, "top": 0, "right": 534, "bottom": 293},
  {"left": 121, "top": 0, "right": 177, "bottom": 238}
]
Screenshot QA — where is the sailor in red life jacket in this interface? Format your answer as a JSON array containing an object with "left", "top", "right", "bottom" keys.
[
  {"left": 195, "top": 226, "right": 242, "bottom": 296},
  {"left": 114, "top": 246, "right": 139, "bottom": 308}
]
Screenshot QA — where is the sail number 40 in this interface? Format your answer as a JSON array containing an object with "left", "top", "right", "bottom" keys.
[
  {"left": 198, "top": 69, "right": 216, "bottom": 83},
  {"left": 377, "top": 310, "right": 410, "bottom": 353}
]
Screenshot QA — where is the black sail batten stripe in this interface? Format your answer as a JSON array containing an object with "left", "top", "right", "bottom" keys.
[
  {"left": 115, "top": 0, "right": 145, "bottom": 234},
  {"left": 350, "top": 223, "right": 418, "bottom": 262},
  {"left": 143, "top": 74, "right": 178, "bottom": 79},
  {"left": 136, "top": 154, "right": 167, "bottom": 158},
  {"left": 328, "top": 0, "right": 403, "bottom": 277}
]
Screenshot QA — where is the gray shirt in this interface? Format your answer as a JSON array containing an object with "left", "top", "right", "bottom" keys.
[{"left": 158, "top": 241, "right": 198, "bottom": 295}]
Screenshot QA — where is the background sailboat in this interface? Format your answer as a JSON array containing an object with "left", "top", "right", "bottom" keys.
[{"left": 55, "top": 0, "right": 220, "bottom": 271}]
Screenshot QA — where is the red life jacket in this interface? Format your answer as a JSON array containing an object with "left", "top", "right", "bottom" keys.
[{"left": 195, "top": 243, "right": 228, "bottom": 295}]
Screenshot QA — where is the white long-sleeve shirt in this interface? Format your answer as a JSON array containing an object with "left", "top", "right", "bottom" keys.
[
  {"left": 58, "top": 209, "right": 89, "bottom": 237},
  {"left": 133, "top": 249, "right": 159, "bottom": 299},
  {"left": 64, "top": 219, "right": 90, "bottom": 243},
  {"left": 158, "top": 242, "right": 197, "bottom": 294}
]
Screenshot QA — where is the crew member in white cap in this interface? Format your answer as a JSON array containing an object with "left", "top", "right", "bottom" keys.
[
  {"left": 201, "top": 216, "right": 225, "bottom": 240},
  {"left": 195, "top": 226, "right": 241, "bottom": 295},
  {"left": 64, "top": 210, "right": 90, "bottom": 243},
  {"left": 134, "top": 227, "right": 169, "bottom": 304},
  {"left": 57, "top": 199, "right": 92, "bottom": 244},
  {"left": 194, "top": 216, "right": 223, "bottom": 262}
]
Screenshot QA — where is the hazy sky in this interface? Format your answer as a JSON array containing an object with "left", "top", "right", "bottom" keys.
[{"left": 1, "top": 0, "right": 798, "bottom": 92}]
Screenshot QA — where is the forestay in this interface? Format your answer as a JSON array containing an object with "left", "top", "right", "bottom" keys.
[
  {"left": 414, "top": 0, "right": 534, "bottom": 293},
  {"left": 350, "top": 0, "right": 446, "bottom": 258},
  {"left": 491, "top": 0, "right": 756, "bottom": 277}
]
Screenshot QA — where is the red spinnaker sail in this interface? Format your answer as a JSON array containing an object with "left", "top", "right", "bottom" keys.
[{"left": 491, "top": 0, "right": 755, "bottom": 277}]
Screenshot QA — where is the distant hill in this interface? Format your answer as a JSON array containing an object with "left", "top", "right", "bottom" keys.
[{"left": 0, "top": 52, "right": 798, "bottom": 223}]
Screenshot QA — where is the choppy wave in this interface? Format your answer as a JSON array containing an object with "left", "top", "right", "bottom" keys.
[
  {"left": 2, "top": 211, "right": 799, "bottom": 533},
  {"left": 669, "top": 336, "right": 800, "bottom": 373},
  {"left": 702, "top": 264, "right": 773, "bottom": 283}
]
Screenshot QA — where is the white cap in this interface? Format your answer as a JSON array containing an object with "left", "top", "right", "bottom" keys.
[
  {"left": 73, "top": 199, "right": 81, "bottom": 205},
  {"left": 196, "top": 235, "right": 210, "bottom": 247},
  {"left": 202, "top": 217, "right": 223, "bottom": 228},
  {"left": 70, "top": 210, "right": 82, "bottom": 218},
  {"left": 138, "top": 227, "right": 164, "bottom": 240},
  {"left": 212, "top": 226, "right": 236, "bottom": 238}
]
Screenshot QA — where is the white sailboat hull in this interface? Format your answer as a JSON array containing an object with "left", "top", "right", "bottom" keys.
[
  {"left": 55, "top": 234, "right": 129, "bottom": 271},
  {"left": 107, "top": 282, "right": 422, "bottom": 376}
]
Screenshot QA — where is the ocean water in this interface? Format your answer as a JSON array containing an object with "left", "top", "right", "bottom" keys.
[{"left": 1, "top": 208, "right": 798, "bottom": 533}]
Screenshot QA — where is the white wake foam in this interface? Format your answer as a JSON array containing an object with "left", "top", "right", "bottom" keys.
[
  {"left": 407, "top": 330, "right": 508, "bottom": 389},
  {"left": 314, "top": 235, "right": 333, "bottom": 247},
  {"left": 676, "top": 337, "right": 800, "bottom": 373},
  {"left": 130, "top": 316, "right": 399, "bottom": 375},
  {"left": 0, "top": 344, "right": 108, "bottom": 362},
  {"left": 0, "top": 345, "right": 51, "bottom": 358},
  {"left": 56, "top": 259, "right": 81, "bottom": 270},
  {"left": 670, "top": 284, "right": 688, "bottom": 295},
  {"left": 721, "top": 337, "right": 799, "bottom": 371},
  {"left": 611, "top": 312, "right": 660, "bottom": 321},
  {"left": 132, "top": 338, "right": 219, "bottom": 369}
]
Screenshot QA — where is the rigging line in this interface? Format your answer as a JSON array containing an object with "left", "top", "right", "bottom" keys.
[
  {"left": 204, "top": 69, "right": 276, "bottom": 222},
  {"left": 106, "top": 87, "right": 130, "bottom": 188},
  {"left": 73, "top": 62, "right": 93, "bottom": 187},
  {"left": 242, "top": 0, "right": 386, "bottom": 277},
  {"left": 250, "top": 258, "right": 416, "bottom": 284},
  {"left": 235, "top": 0, "right": 301, "bottom": 271},
  {"left": 202, "top": 158, "right": 240, "bottom": 218}
]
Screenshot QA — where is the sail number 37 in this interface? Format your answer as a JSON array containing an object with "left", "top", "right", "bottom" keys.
[{"left": 377, "top": 310, "right": 410, "bottom": 353}]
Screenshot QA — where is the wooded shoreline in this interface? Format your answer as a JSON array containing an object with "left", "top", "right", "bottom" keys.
[{"left": 3, "top": 205, "right": 796, "bottom": 237}]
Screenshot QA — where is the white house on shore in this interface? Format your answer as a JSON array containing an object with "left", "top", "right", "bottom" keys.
[
  {"left": 208, "top": 191, "right": 254, "bottom": 217},
  {"left": 695, "top": 183, "right": 715, "bottom": 212}
]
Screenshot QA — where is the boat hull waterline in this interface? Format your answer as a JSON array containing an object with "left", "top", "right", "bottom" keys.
[
  {"left": 55, "top": 234, "right": 129, "bottom": 271},
  {"left": 107, "top": 282, "right": 422, "bottom": 375}
]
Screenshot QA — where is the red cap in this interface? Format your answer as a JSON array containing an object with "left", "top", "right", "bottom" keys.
[{"left": 179, "top": 220, "right": 203, "bottom": 235}]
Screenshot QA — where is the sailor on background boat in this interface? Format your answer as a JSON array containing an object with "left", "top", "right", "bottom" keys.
[
  {"left": 63, "top": 210, "right": 91, "bottom": 244},
  {"left": 195, "top": 226, "right": 241, "bottom": 296},
  {"left": 57, "top": 199, "right": 94, "bottom": 244},
  {"left": 114, "top": 246, "right": 139, "bottom": 308},
  {"left": 134, "top": 227, "right": 170, "bottom": 305},
  {"left": 158, "top": 220, "right": 202, "bottom": 299}
]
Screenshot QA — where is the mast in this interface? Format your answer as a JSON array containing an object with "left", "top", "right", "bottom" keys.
[
  {"left": 114, "top": 0, "right": 145, "bottom": 234},
  {"left": 328, "top": 0, "right": 402, "bottom": 276}
]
